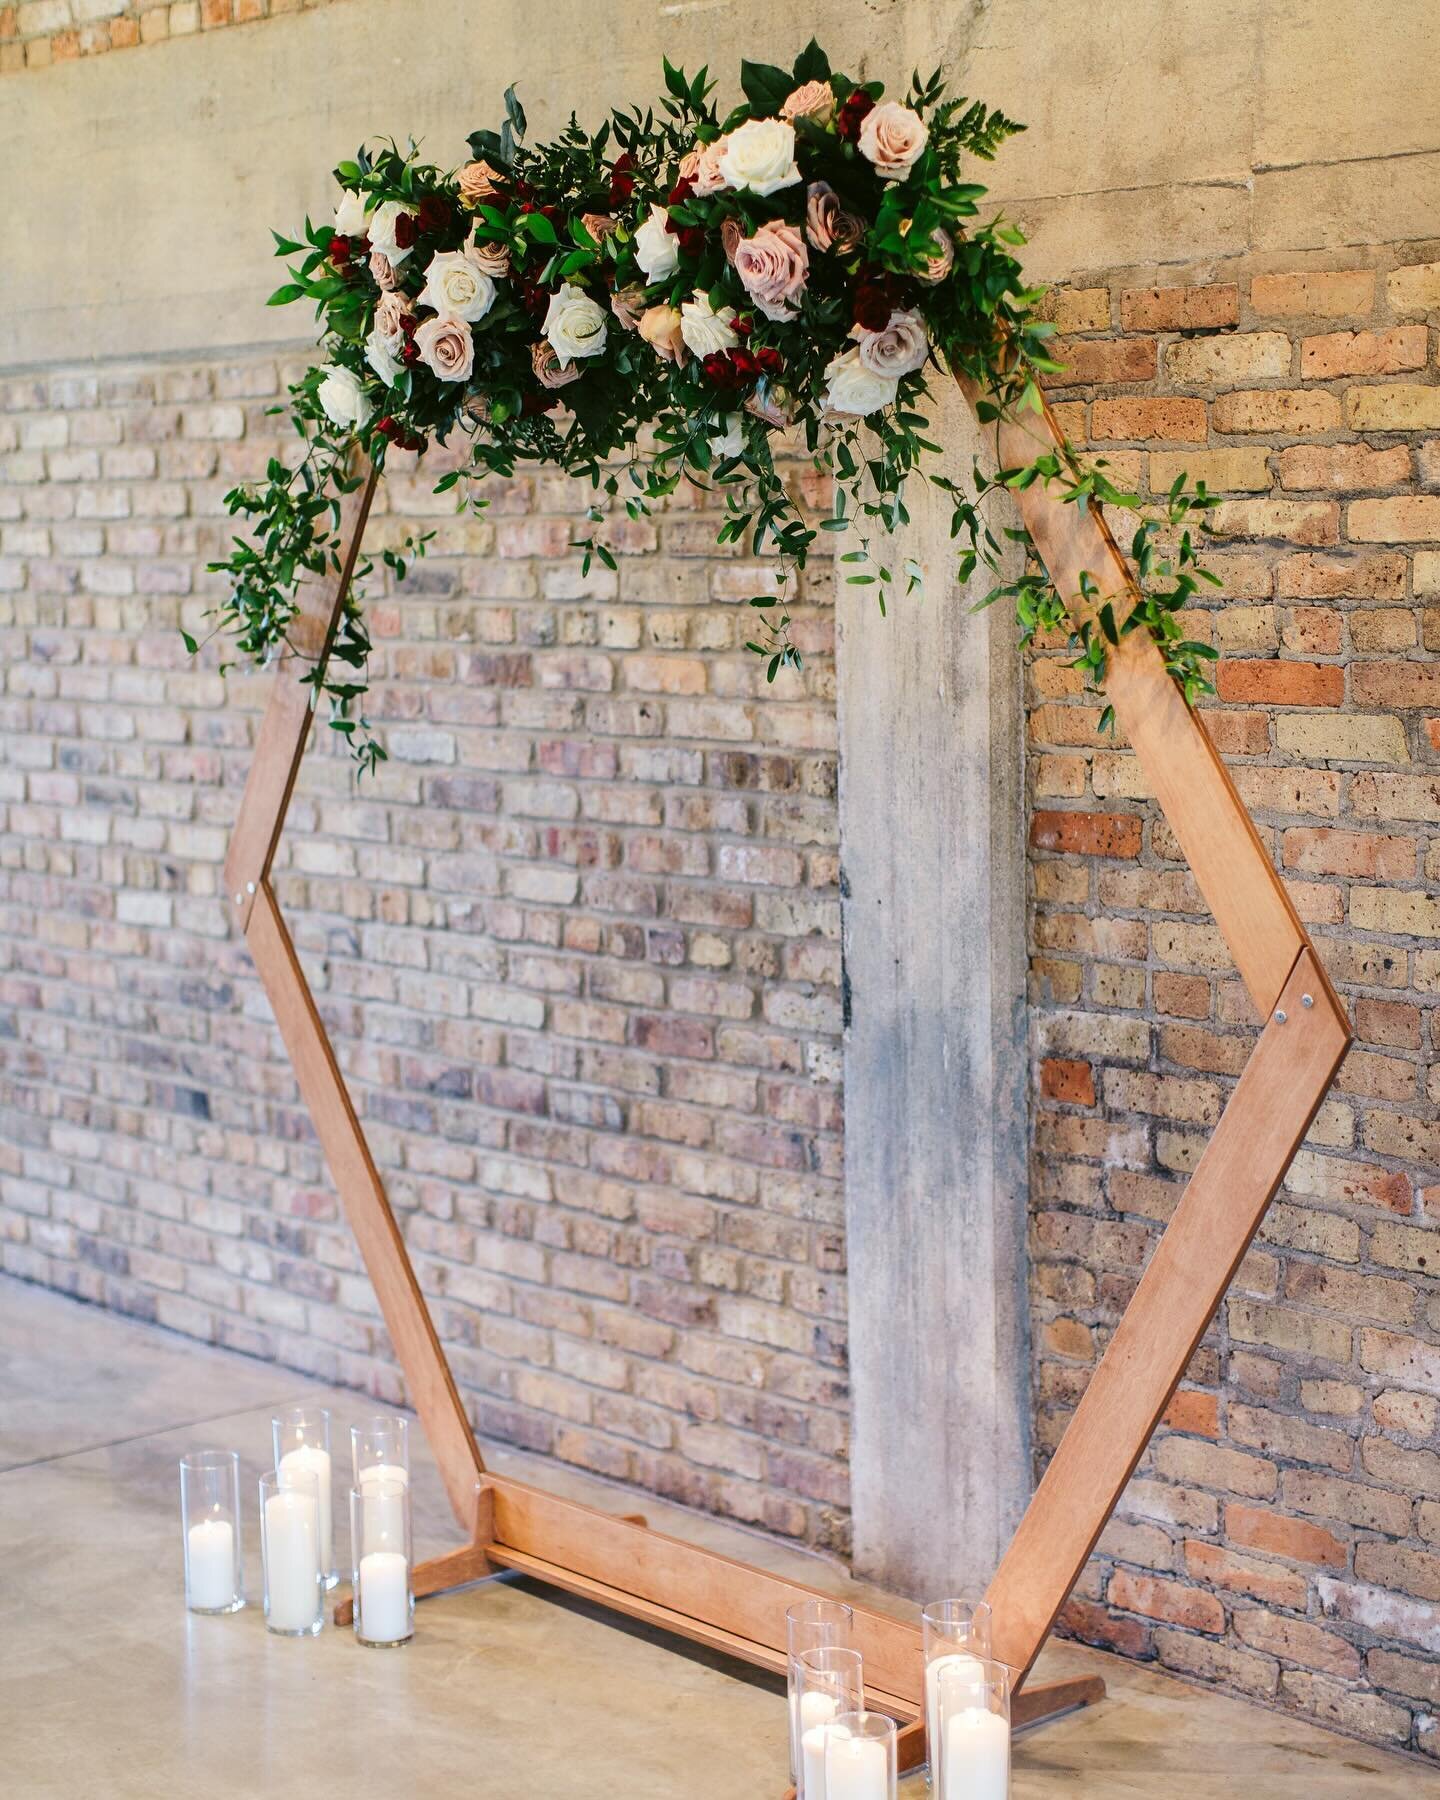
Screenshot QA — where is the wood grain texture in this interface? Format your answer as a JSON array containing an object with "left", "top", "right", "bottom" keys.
[
  {"left": 984, "top": 948, "right": 1349, "bottom": 1678},
  {"left": 963, "top": 379, "right": 1310, "bottom": 1020},
  {"left": 483, "top": 1472, "right": 925, "bottom": 1703},
  {"left": 245, "top": 880, "right": 485, "bottom": 1524},
  {"left": 223, "top": 461, "right": 378, "bottom": 930}
]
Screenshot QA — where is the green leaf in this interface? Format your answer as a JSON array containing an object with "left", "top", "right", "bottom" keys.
[
  {"left": 739, "top": 57, "right": 792, "bottom": 116},
  {"left": 266, "top": 283, "right": 306, "bottom": 306},
  {"left": 180, "top": 630, "right": 198, "bottom": 655},
  {"left": 792, "top": 37, "right": 830, "bottom": 83}
]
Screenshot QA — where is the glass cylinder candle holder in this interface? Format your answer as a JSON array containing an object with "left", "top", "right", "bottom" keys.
[
  {"left": 179, "top": 1450, "right": 244, "bottom": 1615},
  {"left": 786, "top": 1599, "right": 854, "bottom": 1784},
  {"left": 349, "top": 1478, "right": 413, "bottom": 1648},
  {"left": 272, "top": 1405, "right": 336, "bottom": 1589},
  {"left": 794, "top": 1644, "right": 863, "bottom": 1800},
  {"left": 259, "top": 1468, "right": 323, "bottom": 1637},
  {"left": 921, "top": 1597, "right": 992, "bottom": 1774},
  {"left": 824, "top": 1711, "right": 897, "bottom": 1800},
  {"left": 350, "top": 1414, "right": 410, "bottom": 1487},
  {"left": 933, "top": 1659, "right": 1009, "bottom": 1800}
]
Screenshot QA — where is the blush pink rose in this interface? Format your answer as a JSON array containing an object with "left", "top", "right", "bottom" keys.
[
  {"left": 373, "top": 290, "right": 413, "bottom": 354},
  {"left": 581, "top": 212, "right": 619, "bottom": 243},
  {"left": 610, "top": 284, "right": 648, "bottom": 331},
  {"left": 531, "top": 342, "right": 583, "bottom": 389},
  {"left": 804, "top": 182, "right": 864, "bottom": 256},
  {"left": 857, "top": 101, "right": 929, "bottom": 182},
  {"left": 414, "top": 315, "right": 474, "bottom": 383},
  {"left": 732, "top": 220, "right": 809, "bottom": 322},
  {"left": 915, "top": 225, "right": 955, "bottom": 284},
  {"left": 853, "top": 307, "right": 929, "bottom": 379},
  {"left": 780, "top": 80, "right": 835, "bottom": 125},
  {"left": 457, "top": 160, "right": 503, "bottom": 208},
  {"left": 469, "top": 240, "right": 511, "bottom": 278},
  {"left": 720, "top": 217, "right": 745, "bottom": 265},
  {"left": 637, "top": 304, "right": 687, "bottom": 365},
  {"left": 369, "top": 249, "right": 399, "bottom": 291},
  {"left": 680, "top": 137, "right": 729, "bottom": 197}
]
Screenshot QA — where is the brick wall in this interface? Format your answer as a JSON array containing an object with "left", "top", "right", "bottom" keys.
[
  {"left": 0, "top": 0, "right": 347, "bottom": 73},
  {"left": 0, "top": 350, "right": 851, "bottom": 1552},
  {"left": 1032, "top": 255, "right": 1440, "bottom": 1756}
]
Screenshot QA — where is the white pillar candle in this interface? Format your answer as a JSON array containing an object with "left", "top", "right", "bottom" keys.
[
  {"left": 358, "top": 1462, "right": 409, "bottom": 1542},
  {"left": 926, "top": 1651, "right": 986, "bottom": 1765},
  {"left": 278, "top": 1442, "right": 332, "bottom": 1575},
  {"left": 825, "top": 1730, "right": 888, "bottom": 1800},
  {"left": 357, "top": 1549, "right": 411, "bottom": 1643},
  {"left": 801, "top": 1723, "right": 838, "bottom": 1800},
  {"left": 186, "top": 1516, "right": 235, "bottom": 1610},
  {"left": 941, "top": 1706, "right": 1009, "bottom": 1800},
  {"left": 264, "top": 1487, "right": 320, "bottom": 1632}
]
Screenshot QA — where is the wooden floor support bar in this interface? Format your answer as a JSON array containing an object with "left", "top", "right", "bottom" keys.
[{"left": 227, "top": 371, "right": 1351, "bottom": 1793}]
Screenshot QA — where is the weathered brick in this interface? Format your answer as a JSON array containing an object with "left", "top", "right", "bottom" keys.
[
  {"left": 1250, "top": 270, "right": 1375, "bottom": 319},
  {"left": 1212, "top": 389, "right": 1341, "bottom": 435}
]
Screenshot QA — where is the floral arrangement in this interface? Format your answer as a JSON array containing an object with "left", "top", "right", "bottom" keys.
[{"left": 207, "top": 42, "right": 1220, "bottom": 770}]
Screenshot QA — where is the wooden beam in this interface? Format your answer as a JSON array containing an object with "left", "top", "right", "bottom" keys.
[
  {"left": 244, "top": 881, "right": 486, "bottom": 1525},
  {"left": 223, "top": 462, "right": 378, "bottom": 931},
  {"left": 967, "top": 380, "right": 1315, "bottom": 1022},
  {"left": 483, "top": 1472, "right": 924, "bottom": 1703},
  {"left": 983, "top": 947, "right": 1349, "bottom": 1679}
]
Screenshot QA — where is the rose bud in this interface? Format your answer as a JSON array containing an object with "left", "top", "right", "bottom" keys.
[
  {"left": 328, "top": 234, "right": 353, "bottom": 263},
  {"left": 837, "top": 89, "right": 876, "bottom": 143},
  {"left": 753, "top": 346, "right": 784, "bottom": 375}
]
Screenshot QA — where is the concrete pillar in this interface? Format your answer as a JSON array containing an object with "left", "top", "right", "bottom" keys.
[{"left": 838, "top": 384, "right": 1030, "bottom": 1599}]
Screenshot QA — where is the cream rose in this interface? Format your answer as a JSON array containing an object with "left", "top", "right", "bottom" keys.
[
  {"left": 532, "top": 341, "right": 583, "bottom": 390},
  {"left": 716, "top": 117, "right": 802, "bottom": 197},
  {"left": 544, "top": 282, "right": 608, "bottom": 366},
  {"left": 414, "top": 316, "right": 474, "bottom": 383},
  {"left": 780, "top": 80, "right": 835, "bottom": 125},
  {"left": 732, "top": 221, "right": 808, "bottom": 322},
  {"left": 857, "top": 101, "right": 929, "bottom": 182},
  {"left": 367, "top": 200, "right": 417, "bottom": 265},
  {"left": 805, "top": 181, "right": 865, "bottom": 256},
  {"left": 638, "top": 304, "right": 687, "bottom": 365},
  {"left": 333, "top": 189, "right": 368, "bottom": 239},
  {"left": 855, "top": 308, "right": 929, "bottom": 379},
  {"left": 680, "top": 291, "right": 739, "bottom": 359},
  {"left": 457, "top": 159, "right": 503, "bottom": 209},
  {"left": 821, "top": 346, "right": 898, "bottom": 417},
  {"left": 419, "top": 249, "right": 497, "bottom": 324},
  {"left": 364, "top": 327, "right": 403, "bottom": 387},
  {"left": 634, "top": 203, "right": 679, "bottom": 284},
  {"left": 317, "top": 364, "right": 369, "bottom": 429},
  {"left": 709, "top": 414, "right": 745, "bottom": 460}
]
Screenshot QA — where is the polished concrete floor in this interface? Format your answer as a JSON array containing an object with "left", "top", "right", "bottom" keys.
[{"left": 0, "top": 1275, "right": 1429, "bottom": 1797}]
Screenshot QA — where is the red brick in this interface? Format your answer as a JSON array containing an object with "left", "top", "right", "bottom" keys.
[
  {"left": 1118, "top": 284, "right": 1239, "bottom": 331},
  {"left": 1250, "top": 269, "right": 1375, "bottom": 319},
  {"left": 1216, "top": 661, "right": 1344, "bottom": 706},
  {"left": 1223, "top": 1504, "right": 1347, "bottom": 1568},
  {"left": 1300, "top": 326, "right": 1427, "bottom": 379},
  {"left": 1107, "top": 1569, "right": 1225, "bottom": 1632},
  {"left": 1046, "top": 337, "right": 1157, "bottom": 386},
  {"left": 1040, "top": 1058, "right": 1096, "bottom": 1106},
  {"left": 1030, "top": 809, "right": 1144, "bottom": 857}
]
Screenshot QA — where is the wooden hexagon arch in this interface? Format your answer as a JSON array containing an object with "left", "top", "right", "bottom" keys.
[{"left": 224, "top": 376, "right": 1350, "bottom": 1782}]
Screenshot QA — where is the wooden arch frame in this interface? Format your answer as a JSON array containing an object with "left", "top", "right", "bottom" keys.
[{"left": 223, "top": 375, "right": 1350, "bottom": 1783}]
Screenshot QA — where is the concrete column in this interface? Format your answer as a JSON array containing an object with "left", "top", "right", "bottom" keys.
[{"left": 838, "top": 384, "right": 1030, "bottom": 1599}]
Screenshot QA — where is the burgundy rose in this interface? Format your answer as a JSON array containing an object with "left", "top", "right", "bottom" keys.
[
  {"left": 392, "top": 211, "right": 416, "bottom": 251},
  {"left": 521, "top": 390, "right": 561, "bottom": 417},
  {"left": 417, "top": 194, "right": 451, "bottom": 236},
  {"left": 702, "top": 351, "right": 747, "bottom": 391},
  {"left": 852, "top": 281, "right": 893, "bottom": 331},
  {"left": 675, "top": 225, "right": 706, "bottom": 258},
  {"left": 328, "top": 234, "right": 353, "bottom": 264},
  {"left": 753, "top": 346, "right": 784, "bottom": 376},
  {"left": 837, "top": 89, "right": 875, "bottom": 143},
  {"left": 608, "top": 152, "right": 635, "bottom": 204},
  {"left": 667, "top": 176, "right": 695, "bottom": 206}
]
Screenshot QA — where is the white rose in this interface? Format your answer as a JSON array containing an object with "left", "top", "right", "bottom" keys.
[
  {"left": 680, "top": 290, "right": 739, "bottom": 359},
  {"left": 857, "top": 101, "right": 929, "bottom": 182},
  {"left": 821, "top": 346, "right": 898, "bottom": 417},
  {"left": 717, "top": 117, "right": 802, "bottom": 197},
  {"left": 709, "top": 414, "right": 745, "bottom": 460},
  {"left": 333, "top": 189, "right": 368, "bottom": 238},
  {"left": 367, "top": 200, "right": 416, "bottom": 265},
  {"left": 634, "top": 203, "right": 679, "bottom": 284},
  {"left": 544, "top": 282, "right": 609, "bottom": 367},
  {"left": 419, "top": 249, "right": 497, "bottom": 324},
  {"left": 317, "top": 364, "right": 370, "bottom": 429},
  {"left": 364, "top": 327, "right": 402, "bottom": 387}
]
